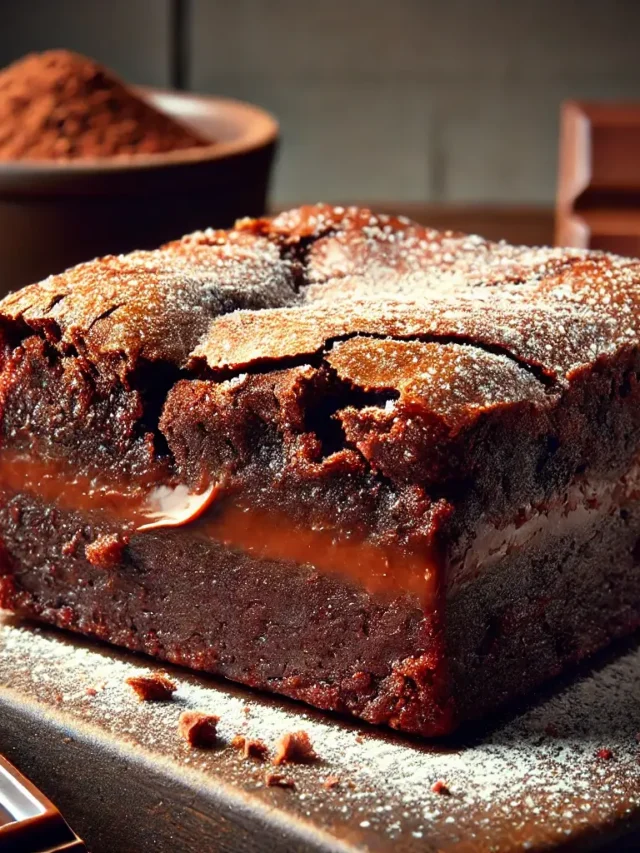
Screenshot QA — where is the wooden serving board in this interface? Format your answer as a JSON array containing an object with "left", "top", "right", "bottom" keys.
[{"left": 1, "top": 614, "right": 640, "bottom": 852}]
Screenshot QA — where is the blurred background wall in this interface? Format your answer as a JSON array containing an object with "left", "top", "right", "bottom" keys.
[{"left": 2, "top": 0, "right": 640, "bottom": 207}]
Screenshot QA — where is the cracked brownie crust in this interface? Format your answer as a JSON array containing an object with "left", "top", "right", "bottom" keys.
[{"left": 1, "top": 204, "right": 640, "bottom": 736}]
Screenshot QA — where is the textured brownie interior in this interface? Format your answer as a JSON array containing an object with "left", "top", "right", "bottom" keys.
[
  {"left": 1, "top": 205, "right": 640, "bottom": 736},
  {"left": 447, "top": 504, "right": 640, "bottom": 721}
]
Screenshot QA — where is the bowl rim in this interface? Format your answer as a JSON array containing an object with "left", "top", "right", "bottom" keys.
[{"left": 0, "top": 86, "right": 279, "bottom": 176}]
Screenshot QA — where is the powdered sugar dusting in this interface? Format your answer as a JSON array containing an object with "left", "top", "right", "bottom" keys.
[
  {"left": 2, "top": 616, "right": 640, "bottom": 851},
  {"left": 2, "top": 203, "right": 639, "bottom": 388}
]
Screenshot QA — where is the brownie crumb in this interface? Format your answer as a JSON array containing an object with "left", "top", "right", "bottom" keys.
[
  {"left": 242, "top": 705, "right": 251, "bottom": 715},
  {"left": 85, "top": 687, "right": 98, "bottom": 697},
  {"left": 323, "top": 775, "right": 340, "bottom": 790},
  {"left": 126, "top": 673, "right": 176, "bottom": 701},
  {"left": 596, "top": 747, "right": 614, "bottom": 761},
  {"left": 231, "top": 734, "right": 269, "bottom": 761},
  {"left": 85, "top": 533, "right": 127, "bottom": 569},
  {"left": 178, "top": 711, "right": 219, "bottom": 748},
  {"left": 431, "top": 780, "right": 451, "bottom": 795},
  {"left": 273, "top": 730, "right": 317, "bottom": 765},
  {"left": 265, "top": 772, "right": 295, "bottom": 789}
]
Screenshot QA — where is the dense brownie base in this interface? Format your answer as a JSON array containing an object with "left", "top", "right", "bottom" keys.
[
  {"left": 0, "top": 491, "right": 452, "bottom": 735},
  {"left": 3, "top": 485, "right": 640, "bottom": 735},
  {"left": 447, "top": 502, "right": 640, "bottom": 723}
]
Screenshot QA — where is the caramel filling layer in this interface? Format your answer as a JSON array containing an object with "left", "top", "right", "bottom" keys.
[
  {"left": 0, "top": 451, "right": 639, "bottom": 599},
  {"left": 0, "top": 452, "right": 433, "bottom": 597},
  {"left": 197, "top": 503, "right": 432, "bottom": 596}
]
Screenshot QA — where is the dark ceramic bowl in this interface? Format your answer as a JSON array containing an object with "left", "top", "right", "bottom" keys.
[{"left": 0, "top": 87, "right": 278, "bottom": 293}]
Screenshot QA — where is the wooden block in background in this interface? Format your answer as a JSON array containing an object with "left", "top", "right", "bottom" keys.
[{"left": 556, "top": 101, "right": 640, "bottom": 254}]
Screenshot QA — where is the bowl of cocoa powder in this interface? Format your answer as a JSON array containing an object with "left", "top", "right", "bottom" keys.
[{"left": 0, "top": 50, "right": 278, "bottom": 291}]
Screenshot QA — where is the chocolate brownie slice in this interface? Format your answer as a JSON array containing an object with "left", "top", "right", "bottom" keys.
[{"left": 1, "top": 205, "right": 640, "bottom": 736}]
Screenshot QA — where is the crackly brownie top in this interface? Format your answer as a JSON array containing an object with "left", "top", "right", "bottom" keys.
[
  {"left": 2, "top": 203, "right": 639, "bottom": 395},
  {"left": 2, "top": 205, "right": 640, "bottom": 540}
]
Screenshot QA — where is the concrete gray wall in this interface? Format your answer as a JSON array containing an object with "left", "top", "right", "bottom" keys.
[{"left": 2, "top": 0, "right": 640, "bottom": 205}]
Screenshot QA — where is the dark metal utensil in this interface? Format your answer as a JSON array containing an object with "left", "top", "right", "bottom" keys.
[{"left": 0, "top": 754, "right": 85, "bottom": 852}]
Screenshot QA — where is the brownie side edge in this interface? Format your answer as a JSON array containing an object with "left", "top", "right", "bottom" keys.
[{"left": 0, "top": 490, "right": 454, "bottom": 737}]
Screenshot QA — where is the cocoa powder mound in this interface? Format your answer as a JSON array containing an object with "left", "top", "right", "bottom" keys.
[{"left": 0, "top": 50, "right": 209, "bottom": 160}]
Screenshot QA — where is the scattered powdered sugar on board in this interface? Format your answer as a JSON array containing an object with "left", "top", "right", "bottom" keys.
[{"left": 1, "top": 615, "right": 640, "bottom": 851}]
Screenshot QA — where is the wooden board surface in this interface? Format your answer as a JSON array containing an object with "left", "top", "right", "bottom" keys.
[{"left": 1, "top": 614, "right": 640, "bottom": 852}]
